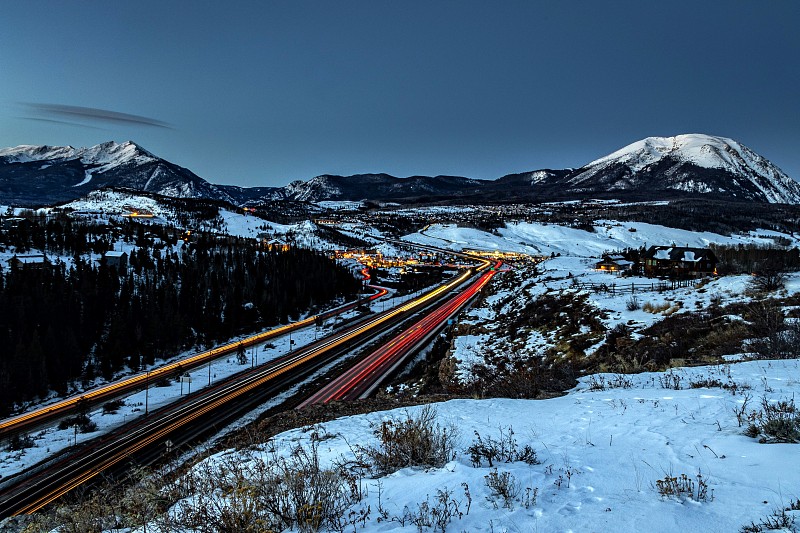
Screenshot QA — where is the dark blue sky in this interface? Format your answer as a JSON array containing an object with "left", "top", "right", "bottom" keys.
[{"left": 1, "top": 1, "right": 798, "bottom": 187}]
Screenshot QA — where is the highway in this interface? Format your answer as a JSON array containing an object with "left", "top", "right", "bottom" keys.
[
  {"left": 0, "top": 254, "right": 492, "bottom": 518},
  {"left": 299, "top": 261, "right": 502, "bottom": 406},
  {"left": 0, "top": 269, "right": 387, "bottom": 439}
]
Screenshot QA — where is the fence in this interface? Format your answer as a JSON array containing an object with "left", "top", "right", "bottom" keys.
[{"left": 571, "top": 279, "right": 697, "bottom": 295}]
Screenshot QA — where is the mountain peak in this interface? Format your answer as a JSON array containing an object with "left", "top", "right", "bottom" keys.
[
  {"left": 589, "top": 133, "right": 743, "bottom": 170},
  {"left": 569, "top": 133, "right": 800, "bottom": 204},
  {"left": 0, "top": 140, "right": 233, "bottom": 206}
]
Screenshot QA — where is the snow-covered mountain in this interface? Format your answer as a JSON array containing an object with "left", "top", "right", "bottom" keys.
[
  {"left": 0, "top": 141, "right": 234, "bottom": 206},
  {"left": 268, "top": 136, "right": 800, "bottom": 204},
  {"left": 1, "top": 134, "right": 798, "bottom": 207},
  {"left": 558, "top": 134, "right": 800, "bottom": 203}
]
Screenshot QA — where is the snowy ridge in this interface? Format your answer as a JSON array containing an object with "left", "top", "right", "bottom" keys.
[
  {"left": 0, "top": 140, "right": 155, "bottom": 169},
  {"left": 570, "top": 134, "right": 800, "bottom": 203},
  {"left": 2, "top": 134, "right": 799, "bottom": 206},
  {"left": 586, "top": 134, "right": 744, "bottom": 171},
  {"left": 0, "top": 144, "right": 77, "bottom": 162},
  {"left": 0, "top": 141, "right": 237, "bottom": 206},
  {"left": 285, "top": 176, "right": 343, "bottom": 202}
]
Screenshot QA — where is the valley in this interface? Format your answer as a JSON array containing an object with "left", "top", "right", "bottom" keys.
[{"left": 0, "top": 187, "right": 798, "bottom": 531}]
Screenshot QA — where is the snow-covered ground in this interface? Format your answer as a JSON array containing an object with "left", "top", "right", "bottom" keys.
[
  {"left": 405, "top": 219, "right": 800, "bottom": 378},
  {"left": 403, "top": 220, "right": 799, "bottom": 257},
  {"left": 4, "top": 200, "right": 800, "bottom": 530},
  {"left": 117, "top": 217, "right": 800, "bottom": 532},
  {"left": 144, "top": 358, "right": 800, "bottom": 532}
]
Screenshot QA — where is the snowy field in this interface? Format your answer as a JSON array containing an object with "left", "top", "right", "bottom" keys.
[
  {"left": 403, "top": 220, "right": 799, "bottom": 257},
  {"left": 145, "top": 358, "right": 800, "bottom": 532},
  {"left": 406, "top": 219, "right": 800, "bottom": 379}
]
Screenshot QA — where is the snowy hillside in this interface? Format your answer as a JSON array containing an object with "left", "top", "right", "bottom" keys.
[
  {"left": 141, "top": 359, "right": 800, "bottom": 532},
  {"left": 403, "top": 220, "right": 799, "bottom": 258},
  {"left": 58, "top": 190, "right": 343, "bottom": 250}
]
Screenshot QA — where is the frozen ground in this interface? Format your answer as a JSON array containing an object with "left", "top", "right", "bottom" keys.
[
  {"left": 411, "top": 219, "right": 800, "bottom": 380},
  {"left": 123, "top": 218, "right": 800, "bottom": 532},
  {"left": 147, "top": 358, "right": 800, "bottom": 532},
  {"left": 403, "top": 220, "right": 799, "bottom": 257}
]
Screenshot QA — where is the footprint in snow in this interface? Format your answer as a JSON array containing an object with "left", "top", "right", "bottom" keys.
[{"left": 558, "top": 501, "right": 581, "bottom": 515}]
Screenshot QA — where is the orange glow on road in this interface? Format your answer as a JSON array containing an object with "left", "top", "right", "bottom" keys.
[{"left": 300, "top": 261, "right": 501, "bottom": 407}]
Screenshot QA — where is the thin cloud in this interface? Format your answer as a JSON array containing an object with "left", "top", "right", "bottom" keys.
[
  {"left": 23, "top": 103, "right": 171, "bottom": 128},
  {"left": 18, "top": 116, "right": 105, "bottom": 130}
]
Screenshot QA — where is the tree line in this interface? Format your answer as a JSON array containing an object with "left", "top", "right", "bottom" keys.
[{"left": 0, "top": 219, "right": 360, "bottom": 414}]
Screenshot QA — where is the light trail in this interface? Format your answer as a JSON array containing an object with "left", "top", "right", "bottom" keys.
[
  {"left": 299, "top": 261, "right": 501, "bottom": 407},
  {"left": 2, "top": 254, "right": 491, "bottom": 516},
  {"left": 0, "top": 267, "right": 388, "bottom": 436}
]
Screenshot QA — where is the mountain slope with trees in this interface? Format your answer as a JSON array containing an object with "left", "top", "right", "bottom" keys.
[{"left": 0, "top": 218, "right": 360, "bottom": 415}]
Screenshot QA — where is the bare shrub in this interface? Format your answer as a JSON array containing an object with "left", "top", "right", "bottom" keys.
[
  {"left": 484, "top": 469, "right": 521, "bottom": 510},
  {"left": 467, "top": 426, "right": 538, "bottom": 467},
  {"left": 658, "top": 370, "right": 683, "bottom": 390},
  {"left": 173, "top": 434, "right": 364, "bottom": 532},
  {"left": 522, "top": 486, "right": 539, "bottom": 509},
  {"left": 702, "top": 321, "right": 750, "bottom": 358},
  {"left": 746, "top": 302, "right": 800, "bottom": 359},
  {"left": 689, "top": 377, "right": 724, "bottom": 389},
  {"left": 24, "top": 484, "right": 124, "bottom": 533},
  {"left": 391, "top": 486, "right": 469, "bottom": 533},
  {"left": 587, "top": 373, "right": 633, "bottom": 391},
  {"left": 733, "top": 393, "right": 754, "bottom": 427},
  {"left": 626, "top": 294, "right": 641, "bottom": 311},
  {"left": 655, "top": 472, "right": 713, "bottom": 503},
  {"left": 745, "top": 396, "right": 800, "bottom": 443},
  {"left": 748, "top": 267, "right": 788, "bottom": 294},
  {"left": 741, "top": 500, "right": 798, "bottom": 532},
  {"left": 360, "top": 405, "right": 458, "bottom": 476}
]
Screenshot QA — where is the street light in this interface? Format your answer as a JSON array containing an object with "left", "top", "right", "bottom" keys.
[{"left": 144, "top": 370, "right": 150, "bottom": 416}]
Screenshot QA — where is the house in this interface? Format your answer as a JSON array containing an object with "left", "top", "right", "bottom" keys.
[
  {"left": 266, "top": 239, "right": 290, "bottom": 252},
  {"left": 8, "top": 254, "right": 50, "bottom": 270},
  {"left": 595, "top": 254, "right": 634, "bottom": 273},
  {"left": 256, "top": 233, "right": 290, "bottom": 251},
  {"left": 643, "top": 246, "right": 717, "bottom": 278},
  {"left": 103, "top": 251, "right": 129, "bottom": 270}
]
